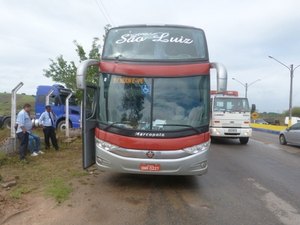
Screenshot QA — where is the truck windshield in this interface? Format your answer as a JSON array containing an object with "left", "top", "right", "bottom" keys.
[
  {"left": 213, "top": 97, "right": 250, "bottom": 112},
  {"left": 99, "top": 74, "right": 209, "bottom": 133},
  {"left": 60, "top": 94, "right": 77, "bottom": 106},
  {"left": 102, "top": 26, "right": 208, "bottom": 61}
]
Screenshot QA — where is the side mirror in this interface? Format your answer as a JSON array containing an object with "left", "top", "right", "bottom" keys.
[
  {"left": 76, "top": 59, "right": 99, "bottom": 89},
  {"left": 251, "top": 104, "right": 256, "bottom": 113}
]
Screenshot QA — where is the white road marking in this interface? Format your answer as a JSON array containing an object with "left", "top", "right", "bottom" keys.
[{"left": 247, "top": 178, "right": 300, "bottom": 225}]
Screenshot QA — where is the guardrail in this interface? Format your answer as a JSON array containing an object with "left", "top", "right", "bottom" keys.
[{"left": 251, "top": 123, "right": 287, "bottom": 135}]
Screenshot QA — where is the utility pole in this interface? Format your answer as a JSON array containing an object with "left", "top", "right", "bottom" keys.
[
  {"left": 268, "top": 56, "right": 300, "bottom": 127},
  {"left": 232, "top": 78, "right": 261, "bottom": 98}
]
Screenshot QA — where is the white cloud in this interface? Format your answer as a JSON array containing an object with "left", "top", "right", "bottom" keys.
[{"left": 0, "top": 0, "right": 300, "bottom": 112}]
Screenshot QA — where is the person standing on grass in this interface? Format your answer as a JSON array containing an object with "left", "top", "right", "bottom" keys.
[
  {"left": 38, "top": 105, "right": 59, "bottom": 150},
  {"left": 16, "top": 103, "right": 32, "bottom": 161}
]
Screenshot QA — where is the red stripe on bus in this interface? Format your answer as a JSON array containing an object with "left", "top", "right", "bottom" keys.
[
  {"left": 95, "top": 128, "right": 210, "bottom": 150},
  {"left": 99, "top": 61, "right": 210, "bottom": 77}
]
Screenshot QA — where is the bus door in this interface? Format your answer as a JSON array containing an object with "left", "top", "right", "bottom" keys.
[{"left": 82, "top": 85, "right": 99, "bottom": 169}]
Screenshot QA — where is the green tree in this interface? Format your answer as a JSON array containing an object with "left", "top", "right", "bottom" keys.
[
  {"left": 283, "top": 106, "right": 300, "bottom": 117},
  {"left": 43, "top": 38, "right": 101, "bottom": 93},
  {"left": 43, "top": 24, "right": 111, "bottom": 96}
]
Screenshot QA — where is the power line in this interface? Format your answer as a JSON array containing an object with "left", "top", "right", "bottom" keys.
[
  {"left": 93, "top": 0, "right": 114, "bottom": 26},
  {"left": 98, "top": 0, "right": 115, "bottom": 26}
]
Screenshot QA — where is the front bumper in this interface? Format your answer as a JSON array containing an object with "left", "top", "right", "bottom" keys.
[
  {"left": 95, "top": 142, "right": 209, "bottom": 176},
  {"left": 210, "top": 127, "right": 252, "bottom": 138}
]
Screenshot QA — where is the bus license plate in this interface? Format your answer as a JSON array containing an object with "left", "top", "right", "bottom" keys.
[
  {"left": 140, "top": 164, "right": 160, "bottom": 171},
  {"left": 228, "top": 128, "right": 237, "bottom": 133}
]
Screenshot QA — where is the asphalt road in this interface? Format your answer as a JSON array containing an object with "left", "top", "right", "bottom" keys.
[{"left": 89, "top": 131, "right": 300, "bottom": 225}]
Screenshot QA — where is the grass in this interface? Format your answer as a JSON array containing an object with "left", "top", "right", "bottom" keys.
[
  {"left": 10, "top": 186, "right": 32, "bottom": 199},
  {"left": 0, "top": 152, "right": 11, "bottom": 167},
  {"left": 0, "top": 92, "right": 35, "bottom": 115},
  {"left": 0, "top": 128, "right": 10, "bottom": 142},
  {"left": 0, "top": 137, "right": 87, "bottom": 203},
  {"left": 45, "top": 178, "right": 72, "bottom": 203},
  {"left": 0, "top": 92, "right": 86, "bottom": 204}
]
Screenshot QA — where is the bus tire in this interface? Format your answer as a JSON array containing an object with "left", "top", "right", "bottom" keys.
[{"left": 239, "top": 137, "right": 249, "bottom": 145}]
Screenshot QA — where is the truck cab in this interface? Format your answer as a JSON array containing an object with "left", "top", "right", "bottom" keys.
[
  {"left": 210, "top": 91, "right": 252, "bottom": 144},
  {"left": 35, "top": 84, "right": 80, "bottom": 130}
]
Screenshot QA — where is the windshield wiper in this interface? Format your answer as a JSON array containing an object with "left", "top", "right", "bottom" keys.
[
  {"left": 160, "top": 124, "right": 200, "bottom": 134},
  {"left": 104, "top": 121, "right": 132, "bottom": 131},
  {"left": 114, "top": 54, "right": 124, "bottom": 62}
]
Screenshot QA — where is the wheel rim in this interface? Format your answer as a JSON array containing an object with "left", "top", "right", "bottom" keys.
[
  {"left": 5, "top": 120, "right": 11, "bottom": 129},
  {"left": 280, "top": 135, "right": 285, "bottom": 144},
  {"left": 59, "top": 123, "right": 66, "bottom": 131}
]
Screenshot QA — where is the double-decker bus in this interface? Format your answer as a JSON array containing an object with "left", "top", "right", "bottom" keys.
[{"left": 77, "top": 25, "right": 227, "bottom": 175}]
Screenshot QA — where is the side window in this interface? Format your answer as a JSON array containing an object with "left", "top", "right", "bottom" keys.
[
  {"left": 49, "top": 95, "right": 60, "bottom": 106},
  {"left": 290, "top": 123, "right": 298, "bottom": 130},
  {"left": 85, "top": 86, "right": 98, "bottom": 119},
  {"left": 292, "top": 123, "right": 300, "bottom": 130}
]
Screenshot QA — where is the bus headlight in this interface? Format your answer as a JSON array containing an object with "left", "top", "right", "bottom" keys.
[
  {"left": 96, "top": 139, "right": 117, "bottom": 151},
  {"left": 183, "top": 141, "right": 210, "bottom": 154}
]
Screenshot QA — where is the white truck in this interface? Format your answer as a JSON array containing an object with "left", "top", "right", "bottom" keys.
[
  {"left": 210, "top": 91, "right": 252, "bottom": 144},
  {"left": 284, "top": 116, "right": 300, "bottom": 126}
]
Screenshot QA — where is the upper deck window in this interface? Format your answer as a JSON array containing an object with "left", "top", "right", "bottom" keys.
[{"left": 102, "top": 26, "right": 208, "bottom": 62}]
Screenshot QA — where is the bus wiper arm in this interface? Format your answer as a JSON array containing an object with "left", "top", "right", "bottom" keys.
[
  {"left": 114, "top": 54, "right": 123, "bottom": 62},
  {"left": 104, "top": 121, "right": 131, "bottom": 131},
  {"left": 162, "top": 124, "right": 200, "bottom": 134}
]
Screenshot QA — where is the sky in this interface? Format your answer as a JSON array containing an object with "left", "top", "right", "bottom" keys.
[{"left": 1, "top": 0, "right": 300, "bottom": 113}]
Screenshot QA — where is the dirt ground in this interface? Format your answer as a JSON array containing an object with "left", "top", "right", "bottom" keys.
[
  {"left": 1, "top": 170, "right": 111, "bottom": 225},
  {"left": 0, "top": 169, "right": 118, "bottom": 225},
  {"left": 1, "top": 168, "right": 202, "bottom": 225},
  {"left": 1, "top": 171, "right": 148, "bottom": 225}
]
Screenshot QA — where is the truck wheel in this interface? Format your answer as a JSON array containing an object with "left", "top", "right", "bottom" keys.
[
  {"left": 3, "top": 118, "right": 11, "bottom": 129},
  {"left": 279, "top": 134, "right": 287, "bottom": 145},
  {"left": 57, "top": 120, "right": 66, "bottom": 131},
  {"left": 239, "top": 137, "right": 249, "bottom": 145},
  {"left": 57, "top": 120, "right": 72, "bottom": 131}
]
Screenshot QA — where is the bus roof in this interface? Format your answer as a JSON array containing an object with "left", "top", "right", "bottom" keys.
[{"left": 109, "top": 24, "right": 203, "bottom": 31}]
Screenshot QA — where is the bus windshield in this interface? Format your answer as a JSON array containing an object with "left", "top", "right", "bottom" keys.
[
  {"left": 102, "top": 26, "right": 208, "bottom": 61},
  {"left": 213, "top": 97, "right": 250, "bottom": 112},
  {"left": 99, "top": 74, "right": 209, "bottom": 133}
]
